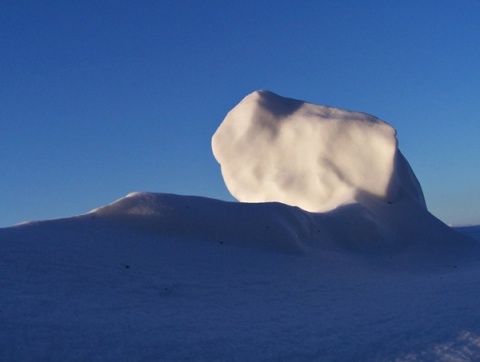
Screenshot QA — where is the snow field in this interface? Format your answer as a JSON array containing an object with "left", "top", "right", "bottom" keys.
[{"left": 1, "top": 193, "right": 479, "bottom": 361}]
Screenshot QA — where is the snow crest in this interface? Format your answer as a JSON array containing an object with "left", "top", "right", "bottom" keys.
[{"left": 212, "top": 90, "right": 426, "bottom": 212}]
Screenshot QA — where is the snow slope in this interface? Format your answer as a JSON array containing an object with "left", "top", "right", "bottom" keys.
[{"left": 1, "top": 192, "right": 480, "bottom": 361}]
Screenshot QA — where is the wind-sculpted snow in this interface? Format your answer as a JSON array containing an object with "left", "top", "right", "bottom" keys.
[
  {"left": 2, "top": 92, "right": 480, "bottom": 362},
  {"left": 89, "top": 192, "right": 478, "bottom": 265},
  {"left": 212, "top": 90, "right": 426, "bottom": 212}
]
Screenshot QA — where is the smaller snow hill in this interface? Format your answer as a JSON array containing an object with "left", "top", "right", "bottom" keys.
[
  {"left": 2, "top": 192, "right": 480, "bottom": 361},
  {"left": 89, "top": 192, "right": 480, "bottom": 269}
]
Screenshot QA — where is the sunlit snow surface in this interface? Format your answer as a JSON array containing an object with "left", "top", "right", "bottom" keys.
[
  {"left": 2, "top": 92, "right": 480, "bottom": 360},
  {"left": 212, "top": 90, "right": 426, "bottom": 212}
]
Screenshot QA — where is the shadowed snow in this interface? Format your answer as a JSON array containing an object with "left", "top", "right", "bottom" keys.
[{"left": 1, "top": 192, "right": 480, "bottom": 361}]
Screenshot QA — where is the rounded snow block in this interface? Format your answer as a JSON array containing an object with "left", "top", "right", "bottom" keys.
[{"left": 212, "top": 90, "right": 425, "bottom": 212}]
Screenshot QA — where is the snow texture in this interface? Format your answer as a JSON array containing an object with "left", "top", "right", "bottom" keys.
[{"left": 212, "top": 90, "right": 426, "bottom": 212}]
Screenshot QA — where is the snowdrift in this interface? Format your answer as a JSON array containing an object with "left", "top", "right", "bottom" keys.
[
  {"left": 5, "top": 90, "right": 475, "bottom": 259},
  {"left": 87, "top": 189, "right": 478, "bottom": 268},
  {"left": 4, "top": 90, "right": 479, "bottom": 260}
]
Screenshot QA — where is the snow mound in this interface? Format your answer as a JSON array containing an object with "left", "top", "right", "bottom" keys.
[
  {"left": 212, "top": 90, "right": 425, "bottom": 212},
  {"left": 91, "top": 192, "right": 313, "bottom": 253},
  {"left": 88, "top": 192, "right": 479, "bottom": 268}
]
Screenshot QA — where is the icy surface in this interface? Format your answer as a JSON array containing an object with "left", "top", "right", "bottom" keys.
[{"left": 212, "top": 90, "right": 426, "bottom": 212}]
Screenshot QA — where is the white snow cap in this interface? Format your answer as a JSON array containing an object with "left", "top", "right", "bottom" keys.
[{"left": 212, "top": 90, "right": 426, "bottom": 212}]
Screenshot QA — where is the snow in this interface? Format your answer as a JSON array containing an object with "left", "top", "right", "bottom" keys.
[
  {"left": 2, "top": 91, "right": 480, "bottom": 361},
  {"left": 2, "top": 192, "right": 480, "bottom": 361},
  {"left": 212, "top": 90, "right": 426, "bottom": 212}
]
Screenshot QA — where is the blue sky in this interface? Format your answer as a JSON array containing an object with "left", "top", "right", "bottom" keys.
[{"left": 1, "top": 0, "right": 479, "bottom": 227}]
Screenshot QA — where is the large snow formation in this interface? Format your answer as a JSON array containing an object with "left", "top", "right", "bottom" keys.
[
  {"left": 2, "top": 90, "right": 480, "bottom": 360},
  {"left": 213, "top": 90, "right": 426, "bottom": 212}
]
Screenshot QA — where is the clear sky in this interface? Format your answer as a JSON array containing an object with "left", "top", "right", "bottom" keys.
[{"left": 1, "top": 0, "right": 479, "bottom": 227}]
